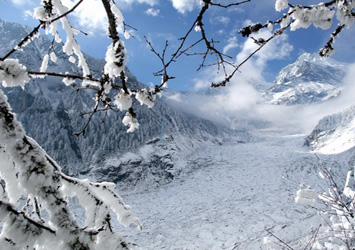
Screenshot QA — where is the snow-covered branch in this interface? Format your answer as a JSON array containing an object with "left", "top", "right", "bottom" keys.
[
  {"left": 0, "top": 90, "right": 140, "bottom": 249},
  {"left": 292, "top": 167, "right": 354, "bottom": 249}
]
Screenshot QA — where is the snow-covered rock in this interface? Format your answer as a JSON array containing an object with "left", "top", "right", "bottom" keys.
[{"left": 264, "top": 53, "right": 348, "bottom": 105}]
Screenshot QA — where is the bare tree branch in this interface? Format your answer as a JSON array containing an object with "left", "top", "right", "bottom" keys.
[
  {"left": 209, "top": 0, "right": 251, "bottom": 8},
  {"left": 266, "top": 229, "right": 294, "bottom": 250},
  {"left": 211, "top": 20, "right": 294, "bottom": 87},
  {"left": 28, "top": 71, "right": 101, "bottom": 83}
]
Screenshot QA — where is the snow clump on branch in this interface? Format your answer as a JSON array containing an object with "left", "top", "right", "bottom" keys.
[
  {"left": 295, "top": 188, "right": 318, "bottom": 206},
  {"left": 35, "top": 0, "right": 91, "bottom": 77},
  {"left": 122, "top": 110, "right": 139, "bottom": 133},
  {"left": 104, "top": 41, "right": 127, "bottom": 79},
  {"left": 290, "top": 5, "right": 335, "bottom": 31},
  {"left": 135, "top": 88, "right": 156, "bottom": 108},
  {"left": 275, "top": 0, "right": 288, "bottom": 12},
  {"left": 276, "top": 1, "right": 354, "bottom": 31},
  {"left": 337, "top": 0, "right": 355, "bottom": 26},
  {"left": 0, "top": 59, "right": 30, "bottom": 88},
  {"left": 114, "top": 89, "right": 132, "bottom": 110}
]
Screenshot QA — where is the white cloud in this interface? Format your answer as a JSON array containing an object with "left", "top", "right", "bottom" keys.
[
  {"left": 223, "top": 36, "right": 239, "bottom": 54},
  {"left": 170, "top": 0, "right": 201, "bottom": 14},
  {"left": 11, "top": 0, "right": 33, "bottom": 6},
  {"left": 118, "top": 0, "right": 158, "bottom": 7},
  {"left": 145, "top": 8, "right": 160, "bottom": 17},
  {"left": 214, "top": 81, "right": 261, "bottom": 112},
  {"left": 227, "top": 7, "right": 245, "bottom": 13},
  {"left": 236, "top": 29, "right": 293, "bottom": 68},
  {"left": 62, "top": 0, "right": 107, "bottom": 32},
  {"left": 181, "top": 28, "right": 299, "bottom": 128},
  {"left": 60, "top": 0, "right": 159, "bottom": 33},
  {"left": 166, "top": 93, "right": 182, "bottom": 102},
  {"left": 217, "top": 29, "right": 225, "bottom": 35},
  {"left": 194, "top": 29, "right": 293, "bottom": 89},
  {"left": 187, "top": 46, "right": 355, "bottom": 134},
  {"left": 212, "top": 16, "right": 231, "bottom": 25}
]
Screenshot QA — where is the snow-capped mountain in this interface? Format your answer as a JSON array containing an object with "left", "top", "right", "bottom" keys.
[
  {"left": 264, "top": 53, "right": 348, "bottom": 105},
  {"left": 0, "top": 19, "right": 247, "bottom": 187},
  {"left": 305, "top": 105, "right": 355, "bottom": 155}
]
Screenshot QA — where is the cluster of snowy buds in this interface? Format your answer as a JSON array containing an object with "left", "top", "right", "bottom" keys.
[{"left": 33, "top": 0, "right": 55, "bottom": 21}]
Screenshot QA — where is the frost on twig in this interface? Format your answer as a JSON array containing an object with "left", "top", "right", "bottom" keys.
[
  {"left": 293, "top": 165, "right": 354, "bottom": 249},
  {"left": 265, "top": 166, "right": 354, "bottom": 250},
  {"left": 0, "top": 90, "right": 140, "bottom": 249}
]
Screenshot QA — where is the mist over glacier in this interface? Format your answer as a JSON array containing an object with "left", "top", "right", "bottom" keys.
[{"left": 165, "top": 55, "right": 355, "bottom": 133}]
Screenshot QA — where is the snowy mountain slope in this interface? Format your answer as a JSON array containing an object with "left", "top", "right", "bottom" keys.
[
  {"left": 264, "top": 53, "right": 348, "bottom": 105},
  {"left": 0, "top": 18, "right": 245, "bottom": 183},
  {"left": 305, "top": 105, "right": 355, "bottom": 154}
]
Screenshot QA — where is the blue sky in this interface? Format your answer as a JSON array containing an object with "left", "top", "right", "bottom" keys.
[{"left": 1, "top": 0, "right": 355, "bottom": 91}]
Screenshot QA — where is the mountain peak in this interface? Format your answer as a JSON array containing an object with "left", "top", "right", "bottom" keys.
[
  {"left": 274, "top": 52, "right": 347, "bottom": 86},
  {"left": 297, "top": 52, "right": 317, "bottom": 62},
  {"left": 264, "top": 53, "right": 348, "bottom": 105}
]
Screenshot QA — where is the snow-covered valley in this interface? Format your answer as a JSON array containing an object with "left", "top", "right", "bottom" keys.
[
  {"left": 117, "top": 128, "right": 353, "bottom": 249},
  {"left": 0, "top": 18, "right": 354, "bottom": 250}
]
